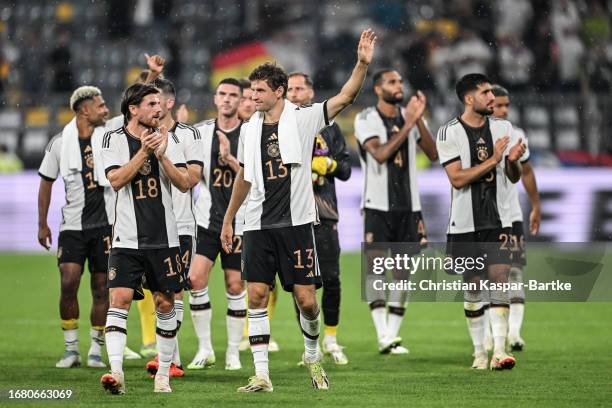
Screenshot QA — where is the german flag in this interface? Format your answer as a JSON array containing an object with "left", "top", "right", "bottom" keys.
[{"left": 210, "top": 42, "right": 275, "bottom": 87}]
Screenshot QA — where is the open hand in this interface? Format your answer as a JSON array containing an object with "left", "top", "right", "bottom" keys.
[
  {"left": 405, "top": 94, "right": 426, "bottom": 123},
  {"left": 357, "top": 29, "right": 377, "bottom": 65}
]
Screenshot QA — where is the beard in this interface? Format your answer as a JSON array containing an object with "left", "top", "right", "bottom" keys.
[
  {"left": 382, "top": 90, "right": 403, "bottom": 105},
  {"left": 139, "top": 118, "right": 159, "bottom": 129},
  {"left": 90, "top": 117, "right": 106, "bottom": 127},
  {"left": 475, "top": 106, "right": 494, "bottom": 116}
]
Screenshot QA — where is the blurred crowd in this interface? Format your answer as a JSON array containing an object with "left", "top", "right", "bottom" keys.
[{"left": 0, "top": 0, "right": 610, "bottom": 106}]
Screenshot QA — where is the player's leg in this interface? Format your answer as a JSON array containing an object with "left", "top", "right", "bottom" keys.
[
  {"left": 482, "top": 290, "right": 493, "bottom": 352},
  {"left": 87, "top": 227, "right": 111, "bottom": 368},
  {"left": 136, "top": 290, "right": 157, "bottom": 358},
  {"left": 364, "top": 210, "right": 392, "bottom": 352},
  {"left": 447, "top": 232, "right": 488, "bottom": 368},
  {"left": 508, "top": 222, "right": 526, "bottom": 350},
  {"left": 101, "top": 287, "right": 133, "bottom": 394},
  {"left": 88, "top": 271, "right": 108, "bottom": 367},
  {"left": 385, "top": 212, "right": 420, "bottom": 355},
  {"left": 315, "top": 221, "right": 347, "bottom": 363},
  {"left": 267, "top": 283, "right": 280, "bottom": 352},
  {"left": 57, "top": 261, "right": 83, "bottom": 368},
  {"left": 163, "top": 235, "right": 192, "bottom": 376},
  {"left": 237, "top": 229, "right": 275, "bottom": 392},
  {"left": 187, "top": 227, "right": 218, "bottom": 369},
  {"left": 463, "top": 282, "right": 488, "bottom": 369},
  {"left": 294, "top": 283, "right": 329, "bottom": 390},
  {"left": 152, "top": 290, "right": 177, "bottom": 392},
  {"left": 487, "top": 229, "right": 516, "bottom": 370},
  {"left": 187, "top": 254, "right": 215, "bottom": 368},
  {"left": 223, "top": 251, "right": 246, "bottom": 370},
  {"left": 100, "top": 248, "right": 141, "bottom": 394},
  {"left": 281, "top": 224, "right": 328, "bottom": 390},
  {"left": 508, "top": 265, "right": 525, "bottom": 350},
  {"left": 147, "top": 247, "right": 183, "bottom": 393}
]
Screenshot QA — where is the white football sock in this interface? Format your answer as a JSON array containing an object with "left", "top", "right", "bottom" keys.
[
  {"left": 226, "top": 291, "right": 246, "bottom": 355},
  {"left": 509, "top": 303, "right": 525, "bottom": 339},
  {"left": 173, "top": 299, "right": 184, "bottom": 366},
  {"left": 464, "top": 301, "right": 486, "bottom": 355},
  {"left": 387, "top": 302, "right": 406, "bottom": 339},
  {"left": 483, "top": 304, "right": 492, "bottom": 342},
  {"left": 490, "top": 305, "right": 510, "bottom": 355},
  {"left": 89, "top": 327, "right": 105, "bottom": 356},
  {"left": 190, "top": 288, "right": 213, "bottom": 353},
  {"left": 369, "top": 301, "right": 387, "bottom": 342},
  {"left": 248, "top": 308, "right": 270, "bottom": 382},
  {"left": 299, "top": 311, "right": 321, "bottom": 362},
  {"left": 105, "top": 308, "right": 128, "bottom": 373},
  {"left": 63, "top": 329, "right": 78, "bottom": 352},
  {"left": 156, "top": 308, "right": 178, "bottom": 377}
]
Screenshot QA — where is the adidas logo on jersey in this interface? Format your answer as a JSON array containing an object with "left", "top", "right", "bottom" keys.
[
  {"left": 306, "top": 271, "right": 314, "bottom": 278},
  {"left": 477, "top": 137, "right": 486, "bottom": 144},
  {"left": 269, "top": 133, "right": 278, "bottom": 141}
]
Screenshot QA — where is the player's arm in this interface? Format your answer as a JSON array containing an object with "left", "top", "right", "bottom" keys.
[
  {"left": 410, "top": 91, "right": 437, "bottom": 162},
  {"left": 416, "top": 118, "right": 438, "bottom": 162},
  {"left": 221, "top": 167, "right": 251, "bottom": 253},
  {"left": 37, "top": 137, "right": 60, "bottom": 250},
  {"left": 106, "top": 130, "right": 160, "bottom": 191},
  {"left": 326, "top": 29, "right": 376, "bottom": 120},
  {"left": 504, "top": 138, "right": 526, "bottom": 183},
  {"left": 182, "top": 127, "right": 204, "bottom": 187},
  {"left": 155, "top": 127, "right": 190, "bottom": 192},
  {"left": 37, "top": 178, "right": 54, "bottom": 250},
  {"left": 327, "top": 124, "right": 351, "bottom": 181},
  {"left": 186, "top": 163, "right": 202, "bottom": 188},
  {"left": 521, "top": 161, "right": 541, "bottom": 235},
  {"left": 362, "top": 95, "right": 425, "bottom": 164},
  {"left": 443, "top": 136, "right": 509, "bottom": 189}
]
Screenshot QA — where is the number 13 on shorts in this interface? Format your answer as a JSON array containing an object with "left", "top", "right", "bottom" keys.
[{"left": 294, "top": 248, "right": 314, "bottom": 270}]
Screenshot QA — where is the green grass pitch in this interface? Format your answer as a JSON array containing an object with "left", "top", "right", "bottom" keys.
[{"left": 0, "top": 252, "right": 610, "bottom": 407}]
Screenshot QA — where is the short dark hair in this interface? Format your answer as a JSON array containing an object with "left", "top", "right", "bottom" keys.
[
  {"left": 153, "top": 77, "right": 176, "bottom": 97},
  {"left": 121, "top": 83, "right": 159, "bottom": 120},
  {"left": 249, "top": 62, "right": 288, "bottom": 97},
  {"left": 372, "top": 69, "right": 396, "bottom": 89},
  {"left": 491, "top": 84, "right": 509, "bottom": 98},
  {"left": 288, "top": 72, "right": 313, "bottom": 88},
  {"left": 455, "top": 73, "right": 491, "bottom": 103},
  {"left": 217, "top": 78, "right": 243, "bottom": 93},
  {"left": 238, "top": 78, "right": 251, "bottom": 91}
]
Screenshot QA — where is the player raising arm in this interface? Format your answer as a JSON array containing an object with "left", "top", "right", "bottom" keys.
[{"left": 220, "top": 29, "right": 376, "bottom": 393}]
